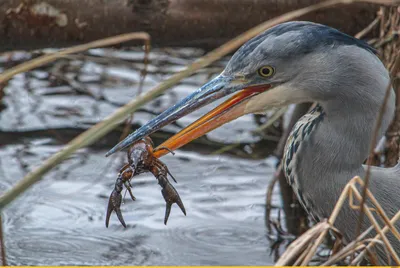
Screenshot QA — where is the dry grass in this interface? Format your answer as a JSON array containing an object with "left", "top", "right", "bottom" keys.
[
  {"left": 276, "top": 176, "right": 400, "bottom": 265},
  {"left": 0, "top": 32, "right": 151, "bottom": 85},
  {"left": 0, "top": 216, "right": 6, "bottom": 266}
]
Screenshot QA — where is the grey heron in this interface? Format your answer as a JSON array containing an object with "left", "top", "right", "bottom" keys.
[{"left": 106, "top": 21, "right": 399, "bottom": 263}]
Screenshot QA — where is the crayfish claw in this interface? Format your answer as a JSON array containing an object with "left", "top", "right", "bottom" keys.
[
  {"left": 105, "top": 189, "right": 127, "bottom": 228},
  {"left": 176, "top": 195, "right": 186, "bottom": 216},
  {"left": 105, "top": 198, "right": 113, "bottom": 228},
  {"left": 105, "top": 138, "right": 187, "bottom": 227},
  {"left": 115, "top": 207, "right": 127, "bottom": 228},
  {"left": 161, "top": 181, "right": 186, "bottom": 225},
  {"left": 164, "top": 201, "right": 172, "bottom": 225}
]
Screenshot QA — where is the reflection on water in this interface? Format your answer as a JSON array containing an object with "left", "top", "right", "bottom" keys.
[{"left": 0, "top": 48, "right": 281, "bottom": 265}]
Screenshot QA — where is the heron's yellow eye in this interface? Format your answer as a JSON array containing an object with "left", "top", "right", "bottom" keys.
[{"left": 258, "top": 66, "right": 275, "bottom": 77}]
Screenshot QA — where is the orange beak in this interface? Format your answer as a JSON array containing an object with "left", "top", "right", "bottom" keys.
[
  {"left": 106, "top": 74, "right": 270, "bottom": 157},
  {"left": 153, "top": 85, "right": 269, "bottom": 158}
]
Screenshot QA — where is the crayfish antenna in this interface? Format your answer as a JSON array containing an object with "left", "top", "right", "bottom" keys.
[
  {"left": 154, "top": 146, "right": 175, "bottom": 156},
  {"left": 167, "top": 168, "right": 178, "bottom": 183}
]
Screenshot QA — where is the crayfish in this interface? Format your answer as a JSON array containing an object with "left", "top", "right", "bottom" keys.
[{"left": 105, "top": 137, "right": 186, "bottom": 228}]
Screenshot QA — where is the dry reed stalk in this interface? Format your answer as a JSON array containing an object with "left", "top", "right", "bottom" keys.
[
  {"left": 275, "top": 221, "right": 330, "bottom": 265},
  {"left": 276, "top": 176, "right": 400, "bottom": 266},
  {"left": 350, "top": 178, "right": 400, "bottom": 239},
  {"left": 351, "top": 210, "right": 400, "bottom": 263},
  {"left": 253, "top": 107, "right": 288, "bottom": 134},
  {"left": 353, "top": 6, "right": 400, "bottom": 256},
  {"left": 292, "top": 242, "right": 315, "bottom": 265},
  {"left": 0, "top": 32, "right": 151, "bottom": 84},
  {"left": 297, "top": 180, "right": 356, "bottom": 265},
  {"left": 354, "top": 58, "right": 400, "bottom": 250},
  {"left": 0, "top": 215, "right": 6, "bottom": 266},
  {"left": 372, "top": 5, "right": 400, "bottom": 167},
  {"left": 265, "top": 169, "right": 280, "bottom": 234},
  {"left": 348, "top": 183, "right": 399, "bottom": 262},
  {"left": 321, "top": 225, "right": 375, "bottom": 265},
  {"left": 118, "top": 41, "right": 150, "bottom": 144},
  {"left": 355, "top": 16, "right": 382, "bottom": 39}
]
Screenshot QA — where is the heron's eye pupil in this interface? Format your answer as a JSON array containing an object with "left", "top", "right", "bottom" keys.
[{"left": 258, "top": 66, "right": 274, "bottom": 77}]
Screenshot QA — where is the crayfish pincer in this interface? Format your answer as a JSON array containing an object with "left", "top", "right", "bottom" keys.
[{"left": 105, "top": 137, "right": 186, "bottom": 228}]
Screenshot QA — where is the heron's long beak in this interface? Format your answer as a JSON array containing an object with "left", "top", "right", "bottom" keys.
[{"left": 106, "top": 75, "right": 270, "bottom": 157}]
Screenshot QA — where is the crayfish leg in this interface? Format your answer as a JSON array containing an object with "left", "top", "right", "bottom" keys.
[{"left": 124, "top": 182, "right": 137, "bottom": 201}]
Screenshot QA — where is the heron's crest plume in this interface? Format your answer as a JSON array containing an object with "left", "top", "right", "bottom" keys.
[{"left": 225, "top": 21, "right": 376, "bottom": 75}]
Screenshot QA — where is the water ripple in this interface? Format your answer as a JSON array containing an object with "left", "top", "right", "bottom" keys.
[{"left": 1, "top": 49, "right": 276, "bottom": 265}]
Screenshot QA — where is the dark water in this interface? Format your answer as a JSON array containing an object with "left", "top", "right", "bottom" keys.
[{"left": 0, "top": 49, "right": 281, "bottom": 265}]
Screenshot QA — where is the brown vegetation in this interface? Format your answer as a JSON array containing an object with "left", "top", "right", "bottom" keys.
[{"left": 0, "top": 0, "right": 381, "bottom": 51}]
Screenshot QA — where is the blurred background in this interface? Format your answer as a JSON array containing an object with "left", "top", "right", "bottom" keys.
[{"left": 0, "top": 0, "right": 399, "bottom": 265}]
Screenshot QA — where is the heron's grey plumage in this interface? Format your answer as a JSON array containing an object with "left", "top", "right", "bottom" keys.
[{"left": 224, "top": 21, "right": 399, "bottom": 263}]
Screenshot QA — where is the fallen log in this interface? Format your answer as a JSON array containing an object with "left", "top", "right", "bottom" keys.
[{"left": 0, "top": 0, "right": 379, "bottom": 51}]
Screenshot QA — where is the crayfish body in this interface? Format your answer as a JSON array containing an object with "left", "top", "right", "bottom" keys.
[{"left": 105, "top": 137, "right": 186, "bottom": 228}]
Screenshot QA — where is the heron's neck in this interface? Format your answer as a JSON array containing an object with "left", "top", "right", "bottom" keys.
[{"left": 283, "top": 94, "right": 395, "bottom": 218}]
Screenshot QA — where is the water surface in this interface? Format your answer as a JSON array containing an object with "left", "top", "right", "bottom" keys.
[{"left": 0, "top": 49, "right": 281, "bottom": 265}]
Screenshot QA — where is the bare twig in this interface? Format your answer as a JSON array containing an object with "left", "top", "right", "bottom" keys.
[
  {"left": 354, "top": 50, "right": 400, "bottom": 252},
  {"left": 292, "top": 242, "right": 314, "bottom": 265},
  {"left": 355, "top": 15, "right": 382, "bottom": 39},
  {"left": 349, "top": 183, "right": 400, "bottom": 262},
  {"left": 253, "top": 107, "right": 288, "bottom": 134},
  {"left": 351, "top": 210, "right": 400, "bottom": 264},
  {"left": 0, "top": 32, "right": 151, "bottom": 84},
  {"left": 266, "top": 168, "right": 280, "bottom": 233},
  {"left": 118, "top": 40, "right": 151, "bottom": 142},
  {"left": 210, "top": 141, "right": 242, "bottom": 155},
  {"left": 275, "top": 221, "right": 330, "bottom": 266},
  {"left": 322, "top": 225, "right": 375, "bottom": 265},
  {"left": 0, "top": 215, "right": 6, "bottom": 266},
  {"left": 211, "top": 107, "right": 286, "bottom": 156},
  {"left": 277, "top": 175, "right": 400, "bottom": 266}
]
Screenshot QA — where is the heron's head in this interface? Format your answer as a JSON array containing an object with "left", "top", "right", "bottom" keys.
[{"left": 106, "top": 21, "right": 377, "bottom": 157}]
